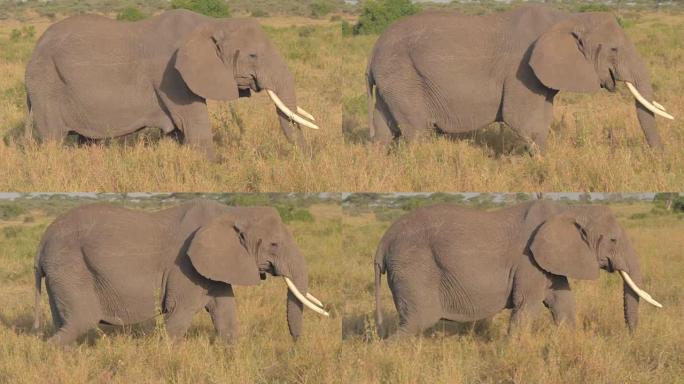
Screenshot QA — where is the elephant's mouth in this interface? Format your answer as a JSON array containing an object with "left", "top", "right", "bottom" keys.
[
  {"left": 258, "top": 262, "right": 276, "bottom": 280},
  {"left": 602, "top": 69, "right": 617, "bottom": 92},
  {"left": 236, "top": 75, "right": 259, "bottom": 93}
]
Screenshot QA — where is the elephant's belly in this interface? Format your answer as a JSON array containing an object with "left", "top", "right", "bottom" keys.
[{"left": 438, "top": 269, "right": 510, "bottom": 320}]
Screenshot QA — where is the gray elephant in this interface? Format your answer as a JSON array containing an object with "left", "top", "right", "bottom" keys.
[
  {"left": 374, "top": 201, "right": 662, "bottom": 338},
  {"left": 25, "top": 10, "right": 319, "bottom": 159},
  {"left": 366, "top": 5, "right": 674, "bottom": 152},
  {"left": 33, "top": 199, "right": 328, "bottom": 345}
]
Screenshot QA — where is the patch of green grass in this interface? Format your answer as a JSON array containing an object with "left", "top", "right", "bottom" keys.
[{"left": 116, "top": 7, "right": 147, "bottom": 21}]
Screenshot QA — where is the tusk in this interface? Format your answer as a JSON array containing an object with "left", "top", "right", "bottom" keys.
[
  {"left": 652, "top": 101, "right": 666, "bottom": 112},
  {"left": 625, "top": 82, "right": 674, "bottom": 120},
  {"left": 297, "top": 107, "right": 316, "bottom": 122},
  {"left": 619, "top": 270, "right": 663, "bottom": 308},
  {"left": 266, "top": 90, "right": 320, "bottom": 130},
  {"left": 306, "top": 292, "right": 324, "bottom": 308},
  {"left": 284, "top": 277, "right": 329, "bottom": 316}
]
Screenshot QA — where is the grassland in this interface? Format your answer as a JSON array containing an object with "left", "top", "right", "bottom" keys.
[
  {"left": 340, "top": 199, "right": 684, "bottom": 383},
  {"left": 0, "top": 8, "right": 683, "bottom": 191},
  {"left": 0, "top": 195, "right": 344, "bottom": 383},
  {"left": 0, "top": 195, "right": 682, "bottom": 383}
]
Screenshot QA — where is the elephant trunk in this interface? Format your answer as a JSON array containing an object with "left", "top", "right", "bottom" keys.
[
  {"left": 274, "top": 245, "right": 309, "bottom": 341},
  {"left": 618, "top": 42, "right": 667, "bottom": 148},
  {"left": 259, "top": 55, "right": 310, "bottom": 148}
]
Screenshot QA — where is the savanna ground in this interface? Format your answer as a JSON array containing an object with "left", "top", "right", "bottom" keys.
[
  {"left": 340, "top": 195, "right": 683, "bottom": 383},
  {"left": 0, "top": 3, "right": 682, "bottom": 191},
  {"left": 0, "top": 193, "right": 682, "bottom": 383},
  {"left": 0, "top": 194, "right": 344, "bottom": 383}
]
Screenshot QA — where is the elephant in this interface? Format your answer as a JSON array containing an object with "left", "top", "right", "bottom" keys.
[
  {"left": 366, "top": 5, "right": 674, "bottom": 153},
  {"left": 374, "top": 200, "right": 662, "bottom": 338},
  {"left": 25, "top": 10, "right": 319, "bottom": 160},
  {"left": 32, "top": 199, "right": 329, "bottom": 345}
]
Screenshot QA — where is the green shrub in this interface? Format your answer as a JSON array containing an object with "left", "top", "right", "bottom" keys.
[
  {"left": 9, "top": 28, "right": 21, "bottom": 42},
  {"left": 310, "top": 1, "right": 333, "bottom": 18},
  {"left": 275, "top": 205, "right": 314, "bottom": 223},
  {"left": 251, "top": 9, "right": 269, "bottom": 17},
  {"left": 353, "top": 0, "right": 420, "bottom": 36},
  {"left": 0, "top": 203, "right": 26, "bottom": 220},
  {"left": 673, "top": 196, "right": 684, "bottom": 213},
  {"left": 171, "top": 0, "right": 230, "bottom": 18},
  {"left": 117, "top": 7, "right": 147, "bottom": 22},
  {"left": 341, "top": 20, "right": 353, "bottom": 37},
  {"left": 577, "top": 4, "right": 613, "bottom": 13}
]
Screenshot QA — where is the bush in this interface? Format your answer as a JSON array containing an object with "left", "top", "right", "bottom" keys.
[
  {"left": 275, "top": 205, "right": 314, "bottom": 223},
  {"left": 310, "top": 1, "right": 333, "bottom": 18},
  {"left": 341, "top": 20, "right": 353, "bottom": 37},
  {"left": 171, "top": 0, "right": 230, "bottom": 18},
  {"left": 353, "top": 0, "right": 420, "bottom": 36},
  {"left": 0, "top": 203, "right": 26, "bottom": 220},
  {"left": 117, "top": 7, "right": 146, "bottom": 22},
  {"left": 250, "top": 9, "right": 269, "bottom": 17},
  {"left": 576, "top": 4, "right": 613, "bottom": 13}
]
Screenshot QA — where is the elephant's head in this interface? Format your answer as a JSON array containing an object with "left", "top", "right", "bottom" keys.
[
  {"left": 529, "top": 205, "right": 662, "bottom": 332},
  {"left": 529, "top": 12, "right": 674, "bottom": 148},
  {"left": 174, "top": 19, "right": 319, "bottom": 144},
  {"left": 186, "top": 208, "right": 328, "bottom": 340}
]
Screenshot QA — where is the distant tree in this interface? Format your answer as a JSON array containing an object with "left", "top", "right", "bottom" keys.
[
  {"left": 353, "top": 0, "right": 421, "bottom": 36},
  {"left": 117, "top": 7, "right": 146, "bottom": 22},
  {"left": 171, "top": 0, "right": 230, "bottom": 18},
  {"left": 310, "top": 0, "right": 334, "bottom": 18}
]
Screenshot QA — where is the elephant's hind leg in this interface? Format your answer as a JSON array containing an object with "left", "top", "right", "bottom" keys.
[
  {"left": 387, "top": 251, "right": 443, "bottom": 338},
  {"left": 45, "top": 279, "right": 102, "bottom": 345}
]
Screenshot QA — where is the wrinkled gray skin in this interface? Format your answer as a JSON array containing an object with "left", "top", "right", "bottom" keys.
[
  {"left": 375, "top": 201, "right": 648, "bottom": 338},
  {"left": 367, "top": 5, "right": 663, "bottom": 152},
  {"left": 33, "top": 199, "right": 310, "bottom": 345},
  {"left": 26, "top": 10, "right": 306, "bottom": 159}
]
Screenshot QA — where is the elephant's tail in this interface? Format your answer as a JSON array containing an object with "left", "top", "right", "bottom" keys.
[
  {"left": 374, "top": 262, "right": 384, "bottom": 339},
  {"left": 374, "top": 236, "right": 388, "bottom": 339},
  {"left": 25, "top": 92, "right": 34, "bottom": 139},
  {"left": 33, "top": 241, "right": 45, "bottom": 332},
  {"left": 366, "top": 65, "right": 376, "bottom": 138}
]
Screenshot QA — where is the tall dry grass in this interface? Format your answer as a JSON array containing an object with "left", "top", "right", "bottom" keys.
[
  {"left": 0, "top": 198, "right": 343, "bottom": 383},
  {"left": 340, "top": 201, "right": 683, "bottom": 383},
  {"left": 0, "top": 11, "right": 681, "bottom": 191}
]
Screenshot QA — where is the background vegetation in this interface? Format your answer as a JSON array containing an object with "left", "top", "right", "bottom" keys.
[
  {"left": 341, "top": 195, "right": 683, "bottom": 383},
  {"left": 0, "top": 194, "right": 344, "bottom": 383},
  {"left": 0, "top": 1, "right": 682, "bottom": 191}
]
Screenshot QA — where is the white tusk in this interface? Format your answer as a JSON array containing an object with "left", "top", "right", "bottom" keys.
[
  {"left": 266, "top": 90, "right": 320, "bottom": 130},
  {"left": 625, "top": 82, "right": 674, "bottom": 120},
  {"left": 652, "top": 101, "right": 666, "bottom": 112},
  {"left": 297, "top": 107, "right": 316, "bottom": 122},
  {"left": 306, "top": 292, "right": 324, "bottom": 308},
  {"left": 619, "top": 270, "right": 663, "bottom": 308},
  {"left": 284, "top": 277, "right": 329, "bottom": 316}
]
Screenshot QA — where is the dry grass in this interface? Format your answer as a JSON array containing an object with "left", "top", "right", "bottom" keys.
[
  {"left": 0, "top": 196, "right": 682, "bottom": 383},
  {"left": 0, "top": 11, "right": 681, "bottom": 191},
  {"left": 0, "top": 198, "right": 344, "bottom": 383},
  {"left": 340, "top": 201, "right": 684, "bottom": 384}
]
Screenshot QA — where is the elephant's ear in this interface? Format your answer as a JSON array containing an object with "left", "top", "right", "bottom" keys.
[
  {"left": 530, "top": 214, "right": 599, "bottom": 280},
  {"left": 175, "top": 26, "right": 239, "bottom": 101},
  {"left": 529, "top": 19, "right": 601, "bottom": 93},
  {"left": 187, "top": 215, "right": 260, "bottom": 286}
]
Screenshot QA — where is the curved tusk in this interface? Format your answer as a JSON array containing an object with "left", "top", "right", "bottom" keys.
[
  {"left": 625, "top": 82, "right": 674, "bottom": 120},
  {"left": 297, "top": 107, "right": 316, "bottom": 122},
  {"left": 306, "top": 292, "right": 324, "bottom": 308},
  {"left": 266, "top": 90, "right": 320, "bottom": 130},
  {"left": 652, "top": 101, "right": 666, "bottom": 112},
  {"left": 284, "top": 277, "right": 329, "bottom": 316},
  {"left": 619, "top": 270, "right": 663, "bottom": 308}
]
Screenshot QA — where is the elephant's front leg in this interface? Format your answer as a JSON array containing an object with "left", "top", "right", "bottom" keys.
[
  {"left": 163, "top": 97, "right": 216, "bottom": 161},
  {"left": 502, "top": 73, "right": 556, "bottom": 155},
  {"left": 206, "top": 284, "right": 238, "bottom": 344},
  {"left": 543, "top": 277, "right": 576, "bottom": 328}
]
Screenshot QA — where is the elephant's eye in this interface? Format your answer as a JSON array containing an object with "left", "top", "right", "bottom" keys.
[
  {"left": 610, "top": 238, "right": 617, "bottom": 243},
  {"left": 611, "top": 47, "right": 618, "bottom": 53},
  {"left": 249, "top": 53, "right": 257, "bottom": 59}
]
